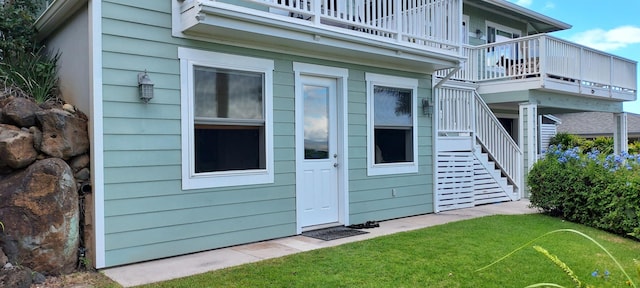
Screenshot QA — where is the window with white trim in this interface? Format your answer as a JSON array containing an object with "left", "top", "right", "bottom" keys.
[
  {"left": 179, "top": 48, "right": 274, "bottom": 190},
  {"left": 366, "top": 73, "right": 418, "bottom": 176}
]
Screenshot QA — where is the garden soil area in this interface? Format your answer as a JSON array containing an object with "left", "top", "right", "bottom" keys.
[{"left": 32, "top": 271, "right": 118, "bottom": 288}]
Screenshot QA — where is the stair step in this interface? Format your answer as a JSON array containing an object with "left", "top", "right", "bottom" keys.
[
  {"left": 474, "top": 178, "right": 498, "bottom": 185},
  {"left": 474, "top": 187, "right": 505, "bottom": 195},
  {"left": 474, "top": 183, "right": 501, "bottom": 190}
]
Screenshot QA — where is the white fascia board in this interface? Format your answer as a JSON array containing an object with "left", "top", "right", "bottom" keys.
[
  {"left": 480, "top": 0, "right": 571, "bottom": 30},
  {"left": 35, "top": 0, "right": 88, "bottom": 40}
]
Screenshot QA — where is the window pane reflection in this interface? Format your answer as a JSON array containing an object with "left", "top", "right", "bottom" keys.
[
  {"left": 374, "top": 86, "right": 412, "bottom": 127},
  {"left": 194, "top": 66, "right": 264, "bottom": 120},
  {"left": 373, "top": 85, "right": 413, "bottom": 164},
  {"left": 304, "top": 85, "right": 329, "bottom": 160}
]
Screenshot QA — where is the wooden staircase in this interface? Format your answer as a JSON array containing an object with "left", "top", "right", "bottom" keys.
[
  {"left": 473, "top": 146, "right": 516, "bottom": 205},
  {"left": 435, "top": 85, "right": 522, "bottom": 212}
]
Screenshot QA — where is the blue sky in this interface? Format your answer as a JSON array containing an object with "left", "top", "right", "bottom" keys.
[{"left": 508, "top": 0, "right": 640, "bottom": 114}]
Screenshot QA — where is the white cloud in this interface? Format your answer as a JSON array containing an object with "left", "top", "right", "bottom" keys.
[
  {"left": 543, "top": 1, "right": 555, "bottom": 9},
  {"left": 512, "top": 0, "right": 533, "bottom": 7},
  {"left": 569, "top": 26, "right": 640, "bottom": 51}
]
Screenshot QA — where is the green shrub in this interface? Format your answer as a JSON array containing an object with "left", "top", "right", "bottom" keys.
[
  {"left": 549, "top": 133, "right": 585, "bottom": 150},
  {"left": 630, "top": 141, "right": 640, "bottom": 155},
  {"left": 529, "top": 145, "right": 640, "bottom": 240},
  {"left": 0, "top": 0, "right": 60, "bottom": 104},
  {"left": 548, "top": 133, "right": 619, "bottom": 155},
  {"left": 0, "top": 0, "right": 44, "bottom": 59},
  {"left": 592, "top": 136, "right": 614, "bottom": 155}
]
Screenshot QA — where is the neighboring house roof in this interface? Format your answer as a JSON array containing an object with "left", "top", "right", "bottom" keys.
[
  {"left": 465, "top": 0, "right": 572, "bottom": 33},
  {"left": 556, "top": 112, "right": 640, "bottom": 137}
]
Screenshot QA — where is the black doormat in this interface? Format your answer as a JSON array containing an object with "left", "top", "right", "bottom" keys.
[{"left": 302, "top": 226, "right": 369, "bottom": 241}]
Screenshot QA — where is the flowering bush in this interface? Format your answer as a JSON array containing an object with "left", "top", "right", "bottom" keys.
[{"left": 528, "top": 145, "right": 640, "bottom": 240}]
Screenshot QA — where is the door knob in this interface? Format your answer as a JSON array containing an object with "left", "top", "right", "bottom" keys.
[{"left": 333, "top": 163, "right": 339, "bottom": 168}]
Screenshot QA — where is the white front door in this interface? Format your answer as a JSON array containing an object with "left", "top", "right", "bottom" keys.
[{"left": 296, "top": 75, "right": 339, "bottom": 229}]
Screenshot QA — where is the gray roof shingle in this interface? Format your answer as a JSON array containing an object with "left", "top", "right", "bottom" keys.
[{"left": 555, "top": 112, "right": 640, "bottom": 137}]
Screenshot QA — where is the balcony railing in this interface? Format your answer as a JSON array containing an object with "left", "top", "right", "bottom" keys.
[
  {"left": 437, "top": 34, "right": 637, "bottom": 99},
  {"left": 205, "top": 0, "right": 461, "bottom": 53}
]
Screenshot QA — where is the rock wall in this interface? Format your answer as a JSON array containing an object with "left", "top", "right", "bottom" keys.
[{"left": 0, "top": 96, "right": 90, "bottom": 280}]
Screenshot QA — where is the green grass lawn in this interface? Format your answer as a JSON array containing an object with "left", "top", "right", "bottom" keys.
[{"left": 138, "top": 214, "right": 640, "bottom": 288}]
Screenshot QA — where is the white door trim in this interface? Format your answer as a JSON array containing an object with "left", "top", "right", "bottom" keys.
[{"left": 293, "top": 63, "right": 349, "bottom": 234}]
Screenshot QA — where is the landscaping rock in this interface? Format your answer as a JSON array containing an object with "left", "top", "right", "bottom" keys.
[
  {"left": 0, "top": 158, "right": 79, "bottom": 274},
  {"left": 32, "top": 271, "right": 46, "bottom": 284},
  {"left": 62, "top": 103, "right": 76, "bottom": 113},
  {"left": 69, "top": 154, "right": 90, "bottom": 172},
  {"left": 0, "top": 266, "right": 32, "bottom": 288},
  {"left": 36, "top": 108, "right": 89, "bottom": 159},
  {"left": 0, "top": 233, "right": 19, "bottom": 264},
  {"left": 0, "top": 124, "right": 38, "bottom": 169},
  {"left": 1, "top": 97, "right": 42, "bottom": 128},
  {"left": 75, "top": 167, "right": 90, "bottom": 181},
  {"left": 29, "top": 126, "right": 42, "bottom": 151},
  {"left": 0, "top": 248, "right": 7, "bottom": 267}
]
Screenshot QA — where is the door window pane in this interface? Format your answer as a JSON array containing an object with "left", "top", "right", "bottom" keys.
[{"left": 303, "top": 85, "right": 329, "bottom": 159}]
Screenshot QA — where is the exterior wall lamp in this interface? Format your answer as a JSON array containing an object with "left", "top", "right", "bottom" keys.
[
  {"left": 422, "top": 98, "right": 433, "bottom": 116},
  {"left": 138, "top": 71, "right": 154, "bottom": 103},
  {"left": 475, "top": 29, "right": 483, "bottom": 38}
]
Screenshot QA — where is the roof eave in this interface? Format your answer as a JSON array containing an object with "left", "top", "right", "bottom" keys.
[
  {"left": 34, "top": 0, "right": 87, "bottom": 40},
  {"left": 481, "top": 0, "right": 571, "bottom": 32}
]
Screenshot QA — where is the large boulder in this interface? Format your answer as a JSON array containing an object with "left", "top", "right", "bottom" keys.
[
  {"left": 36, "top": 108, "right": 89, "bottom": 159},
  {"left": 0, "top": 158, "right": 79, "bottom": 274},
  {"left": 0, "top": 124, "right": 38, "bottom": 170},
  {"left": 1, "top": 97, "right": 42, "bottom": 128}
]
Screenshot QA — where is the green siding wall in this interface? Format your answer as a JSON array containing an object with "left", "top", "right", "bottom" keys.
[
  {"left": 463, "top": 5, "right": 529, "bottom": 46},
  {"left": 101, "top": 0, "right": 434, "bottom": 266}
]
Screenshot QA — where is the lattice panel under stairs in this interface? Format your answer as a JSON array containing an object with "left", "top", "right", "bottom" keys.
[
  {"left": 436, "top": 149, "right": 513, "bottom": 212},
  {"left": 436, "top": 152, "right": 475, "bottom": 211}
]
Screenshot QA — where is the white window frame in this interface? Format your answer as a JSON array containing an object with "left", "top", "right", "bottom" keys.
[
  {"left": 462, "top": 14, "right": 470, "bottom": 44},
  {"left": 366, "top": 73, "right": 419, "bottom": 176},
  {"left": 485, "top": 21, "right": 522, "bottom": 44},
  {"left": 179, "top": 47, "right": 274, "bottom": 190}
]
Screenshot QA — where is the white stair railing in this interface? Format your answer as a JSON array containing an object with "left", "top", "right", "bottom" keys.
[
  {"left": 437, "top": 87, "right": 473, "bottom": 133},
  {"left": 437, "top": 87, "right": 522, "bottom": 192},
  {"left": 472, "top": 90, "right": 522, "bottom": 190}
]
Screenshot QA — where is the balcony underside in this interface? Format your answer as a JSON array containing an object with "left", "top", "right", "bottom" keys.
[
  {"left": 477, "top": 75, "right": 636, "bottom": 102},
  {"left": 178, "top": 2, "right": 463, "bottom": 73}
]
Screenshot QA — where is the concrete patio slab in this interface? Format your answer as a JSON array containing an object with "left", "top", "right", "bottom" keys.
[{"left": 102, "top": 200, "right": 537, "bottom": 287}]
